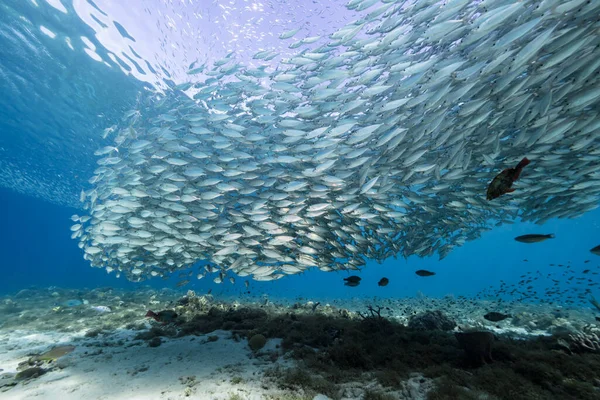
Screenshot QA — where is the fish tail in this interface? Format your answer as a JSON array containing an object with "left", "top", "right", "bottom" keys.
[
  {"left": 589, "top": 295, "right": 600, "bottom": 312},
  {"left": 516, "top": 157, "right": 530, "bottom": 169},
  {"left": 512, "top": 157, "right": 530, "bottom": 180}
]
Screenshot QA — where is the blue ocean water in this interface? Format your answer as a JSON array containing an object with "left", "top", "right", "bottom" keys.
[{"left": 0, "top": 0, "right": 598, "bottom": 310}]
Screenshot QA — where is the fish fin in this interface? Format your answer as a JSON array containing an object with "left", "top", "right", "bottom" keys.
[
  {"left": 512, "top": 158, "right": 530, "bottom": 179},
  {"left": 506, "top": 188, "right": 516, "bottom": 193},
  {"left": 516, "top": 157, "right": 530, "bottom": 169}
]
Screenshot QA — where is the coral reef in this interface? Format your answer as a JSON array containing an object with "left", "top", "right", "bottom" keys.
[
  {"left": 408, "top": 310, "right": 457, "bottom": 331},
  {"left": 248, "top": 334, "right": 267, "bottom": 352},
  {"left": 3, "top": 287, "right": 600, "bottom": 399},
  {"left": 556, "top": 326, "right": 600, "bottom": 354},
  {"left": 455, "top": 331, "right": 494, "bottom": 366}
]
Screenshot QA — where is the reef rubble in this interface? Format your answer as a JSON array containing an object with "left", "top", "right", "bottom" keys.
[{"left": 1, "top": 287, "right": 599, "bottom": 399}]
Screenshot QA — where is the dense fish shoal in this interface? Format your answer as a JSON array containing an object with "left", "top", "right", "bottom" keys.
[{"left": 70, "top": 0, "right": 600, "bottom": 282}]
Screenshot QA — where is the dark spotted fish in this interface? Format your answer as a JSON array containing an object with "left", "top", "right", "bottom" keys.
[
  {"left": 514, "top": 234, "right": 554, "bottom": 243},
  {"left": 378, "top": 277, "right": 389, "bottom": 287},
  {"left": 344, "top": 275, "right": 361, "bottom": 287},
  {"left": 484, "top": 312, "right": 511, "bottom": 322},
  {"left": 415, "top": 270, "right": 435, "bottom": 277}
]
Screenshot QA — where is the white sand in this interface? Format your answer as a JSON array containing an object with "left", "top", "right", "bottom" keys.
[{"left": 0, "top": 328, "right": 296, "bottom": 400}]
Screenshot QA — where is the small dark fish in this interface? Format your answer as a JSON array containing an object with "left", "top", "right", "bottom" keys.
[
  {"left": 146, "top": 309, "right": 178, "bottom": 324},
  {"left": 486, "top": 157, "right": 530, "bottom": 200},
  {"left": 378, "top": 277, "right": 389, "bottom": 287},
  {"left": 590, "top": 245, "right": 600, "bottom": 256},
  {"left": 344, "top": 276, "right": 361, "bottom": 287},
  {"left": 176, "top": 279, "right": 190, "bottom": 287},
  {"left": 589, "top": 295, "right": 600, "bottom": 313},
  {"left": 415, "top": 269, "right": 435, "bottom": 277},
  {"left": 484, "top": 312, "right": 511, "bottom": 322},
  {"left": 514, "top": 234, "right": 555, "bottom": 243}
]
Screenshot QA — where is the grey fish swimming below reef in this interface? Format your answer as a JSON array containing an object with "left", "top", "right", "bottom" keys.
[
  {"left": 514, "top": 234, "right": 555, "bottom": 243},
  {"left": 483, "top": 312, "right": 511, "bottom": 322}
]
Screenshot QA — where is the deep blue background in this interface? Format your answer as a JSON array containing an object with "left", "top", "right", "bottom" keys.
[
  {"left": 1, "top": 187, "right": 598, "bottom": 305},
  {"left": 0, "top": 187, "right": 138, "bottom": 292}
]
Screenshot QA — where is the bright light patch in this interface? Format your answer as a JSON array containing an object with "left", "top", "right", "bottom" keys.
[
  {"left": 40, "top": 26, "right": 56, "bottom": 39},
  {"left": 84, "top": 48, "right": 102, "bottom": 62},
  {"left": 44, "top": 0, "right": 67, "bottom": 14},
  {"left": 80, "top": 36, "right": 96, "bottom": 51},
  {"left": 65, "top": 37, "right": 74, "bottom": 50},
  {"left": 107, "top": 53, "right": 118, "bottom": 64}
]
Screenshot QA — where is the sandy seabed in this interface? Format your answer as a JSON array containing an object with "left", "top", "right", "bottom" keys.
[
  {"left": 1, "top": 286, "right": 599, "bottom": 400},
  {"left": 0, "top": 328, "right": 296, "bottom": 400}
]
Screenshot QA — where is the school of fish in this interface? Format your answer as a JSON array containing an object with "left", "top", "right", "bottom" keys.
[{"left": 69, "top": 0, "right": 600, "bottom": 282}]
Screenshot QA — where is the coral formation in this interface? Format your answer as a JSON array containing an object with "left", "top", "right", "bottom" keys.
[
  {"left": 454, "top": 331, "right": 494, "bottom": 365},
  {"left": 248, "top": 334, "right": 267, "bottom": 352},
  {"left": 558, "top": 329, "right": 600, "bottom": 354},
  {"left": 408, "top": 310, "right": 457, "bottom": 331},
  {"left": 3, "top": 287, "right": 600, "bottom": 399}
]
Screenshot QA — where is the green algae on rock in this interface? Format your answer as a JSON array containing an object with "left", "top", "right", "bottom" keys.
[{"left": 248, "top": 334, "right": 267, "bottom": 352}]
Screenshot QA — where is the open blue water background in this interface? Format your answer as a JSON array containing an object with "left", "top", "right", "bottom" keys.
[{"left": 0, "top": 0, "right": 598, "bottom": 307}]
